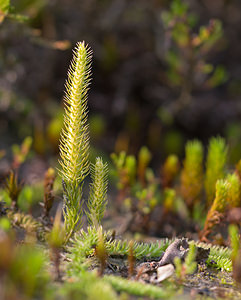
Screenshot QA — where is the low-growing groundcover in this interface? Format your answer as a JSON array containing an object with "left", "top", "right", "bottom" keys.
[{"left": 1, "top": 41, "right": 241, "bottom": 300}]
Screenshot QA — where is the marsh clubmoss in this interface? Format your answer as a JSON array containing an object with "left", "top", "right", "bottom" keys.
[
  {"left": 111, "top": 151, "right": 136, "bottom": 202},
  {"left": 180, "top": 140, "right": 203, "bottom": 212},
  {"left": 59, "top": 41, "right": 92, "bottom": 240},
  {"left": 174, "top": 241, "right": 197, "bottom": 281},
  {"left": 226, "top": 173, "right": 241, "bottom": 208},
  {"left": 205, "top": 137, "right": 228, "bottom": 207},
  {"left": 59, "top": 42, "right": 109, "bottom": 241},
  {"left": 87, "top": 158, "right": 108, "bottom": 228},
  {"left": 138, "top": 146, "right": 152, "bottom": 186},
  {"left": 43, "top": 167, "right": 56, "bottom": 217},
  {"left": 161, "top": 154, "right": 179, "bottom": 188},
  {"left": 201, "top": 179, "right": 229, "bottom": 241}
]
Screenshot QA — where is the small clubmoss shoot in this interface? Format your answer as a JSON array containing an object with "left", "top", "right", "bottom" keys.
[
  {"left": 226, "top": 173, "right": 241, "bottom": 208},
  {"left": 201, "top": 179, "right": 229, "bottom": 241},
  {"left": 87, "top": 157, "right": 108, "bottom": 228},
  {"left": 95, "top": 227, "right": 108, "bottom": 276},
  {"left": 174, "top": 241, "right": 197, "bottom": 282},
  {"left": 180, "top": 140, "right": 203, "bottom": 212},
  {"left": 205, "top": 137, "right": 228, "bottom": 207},
  {"left": 161, "top": 154, "right": 179, "bottom": 188},
  {"left": 137, "top": 146, "right": 152, "bottom": 186}
]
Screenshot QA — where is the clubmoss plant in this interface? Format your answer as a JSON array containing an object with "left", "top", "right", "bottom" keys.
[
  {"left": 180, "top": 140, "right": 203, "bottom": 212},
  {"left": 95, "top": 227, "right": 108, "bottom": 276},
  {"left": 205, "top": 137, "right": 228, "bottom": 207},
  {"left": 137, "top": 146, "right": 152, "bottom": 186},
  {"left": 161, "top": 154, "right": 179, "bottom": 188},
  {"left": 229, "top": 224, "right": 239, "bottom": 263},
  {"left": 5, "top": 171, "right": 23, "bottom": 210},
  {"left": 7, "top": 210, "right": 45, "bottom": 240},
  {"left": 229, "top": 224, "right": 241, "bottom": 284},
  {"left": 104, "top": 275, "right": 171, "bottom": 299},
  {"left": 196, "top": 241, "right": 232, "bottom": 271},
  {"left": 128, "top": 240, "right": 135, "bottom": 278},
  {"left": 12, "top": 136, "right": 32, "bottom": 170},
  {"left": 200, "top": 179, "right": 229, "bottom": 241},
  {"left": 174, "top": 241, "right": 197, "bottom": 282},
  {"left": 59, "top": 41, "right": 92, "bottom": 240},
  {"left": 226, "top": 173, "right": 241, "bottom": 208},
  {"left": 163, "top": 188, "right": 176, "bottom": 213},
  {"left": 43, "top": 167, "right": 56, "bottom": 218},
  {"left": 68, "top": 227, "right": 171, "bottom": 267},
  {"left": 87, "top": 158, "right": 108, "bottom": 228},
  {"left": 136, "top": 169, "right": 160, "bottom": 215},
  {"left": 47, "top": 207, "right": 65, "bottom": 279},
  {"left": 59, "top": 271, "right": 118, "bottom": 300},
  {"left": 111, "top": 151, "right": 136, "bottom": 204}
]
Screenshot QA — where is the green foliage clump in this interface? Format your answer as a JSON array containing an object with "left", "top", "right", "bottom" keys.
[
  {"left": 111, "top": 151, "right": 136, "bottom": 192},
  {"left": 104, "top": 275, "right": 171, "bottom": 299},
  {"left": 0, "top": 0, "right": 28, "bottom": 23},
  {"left": 0, "top": 229, "right": 50, "bottom": 299},
  {"left": 7, "top": 210, "right": 43, "bottom": 234},
  {"left": 87, "top": 158, "right": 108, "bottom": 228},
  {"left": 196, "top": 242, "right": 232, "bottom": 272},
  {"left": 111, "top": 147, "right": 155, "bottom": 215},
  {"left": 162, "top": 0, "right": 226, "bottom": 99},
  {"left": 180, "top": 140, "right": 203, "bottom": 211},
  {"left": 68, "top": 227, "right": 171, "bottom": 271},
  {"left": 59, "top": 271, "right": 118, "bottom": 300},
  {"left": 136, "top": 169, "right": 160, "bottom": 215},
  {"left": 205, "top": 137, "right": 228, "bottom": 206}
]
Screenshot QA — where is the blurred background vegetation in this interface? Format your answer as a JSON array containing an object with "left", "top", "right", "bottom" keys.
[{"left": 1, "top": 0, "right": 241, "bottom": 181}]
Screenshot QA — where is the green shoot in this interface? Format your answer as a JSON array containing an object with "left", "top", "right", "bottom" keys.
[
  {"left": 5, "top": 171, "right": 23, "bottom": 210},
  {"left": 128, "top": 240, "right": 135, "bottom": 278},
  {"left": 229, "top": 224, "right": 241, "bottom": 285},
  {"left": 161, "top": 154, "right": 179, "bottom": 188},
  {"left": 180, "top": 140, "right": 203, "bottom": 212},
  {"left": 205, "top": 137, "right": 228, "bottom": 207},
  {"left": 226, "top": 173, "right": 241, "bottom": 208},
  {"left": 95, "top": 227, "right": 108, "bottom": 276},
  {"left": 87, "top": 157, "right": 108, "bottom": 228},
  {"left": 47, "top": 207, "right": 65, "bottom": 279},
  {"left": 201, "top": 179, "right": 229, "bottom": 241},
  {"left": 229, "top": 224, "right": 239, "bottom": 263},
  {"left": 174, "top": 241, "right": 197, "bottom": 282},
  {"left": 43, "top": 167, "right": 56, "bottom": 218},
  {"left": 138, "top": 146, "right": 152, "bottom": 186}
]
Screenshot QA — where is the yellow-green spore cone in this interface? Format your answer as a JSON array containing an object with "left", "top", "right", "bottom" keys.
[{"left": 59, "top": 41, "right": 92, "bottom": 185}]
